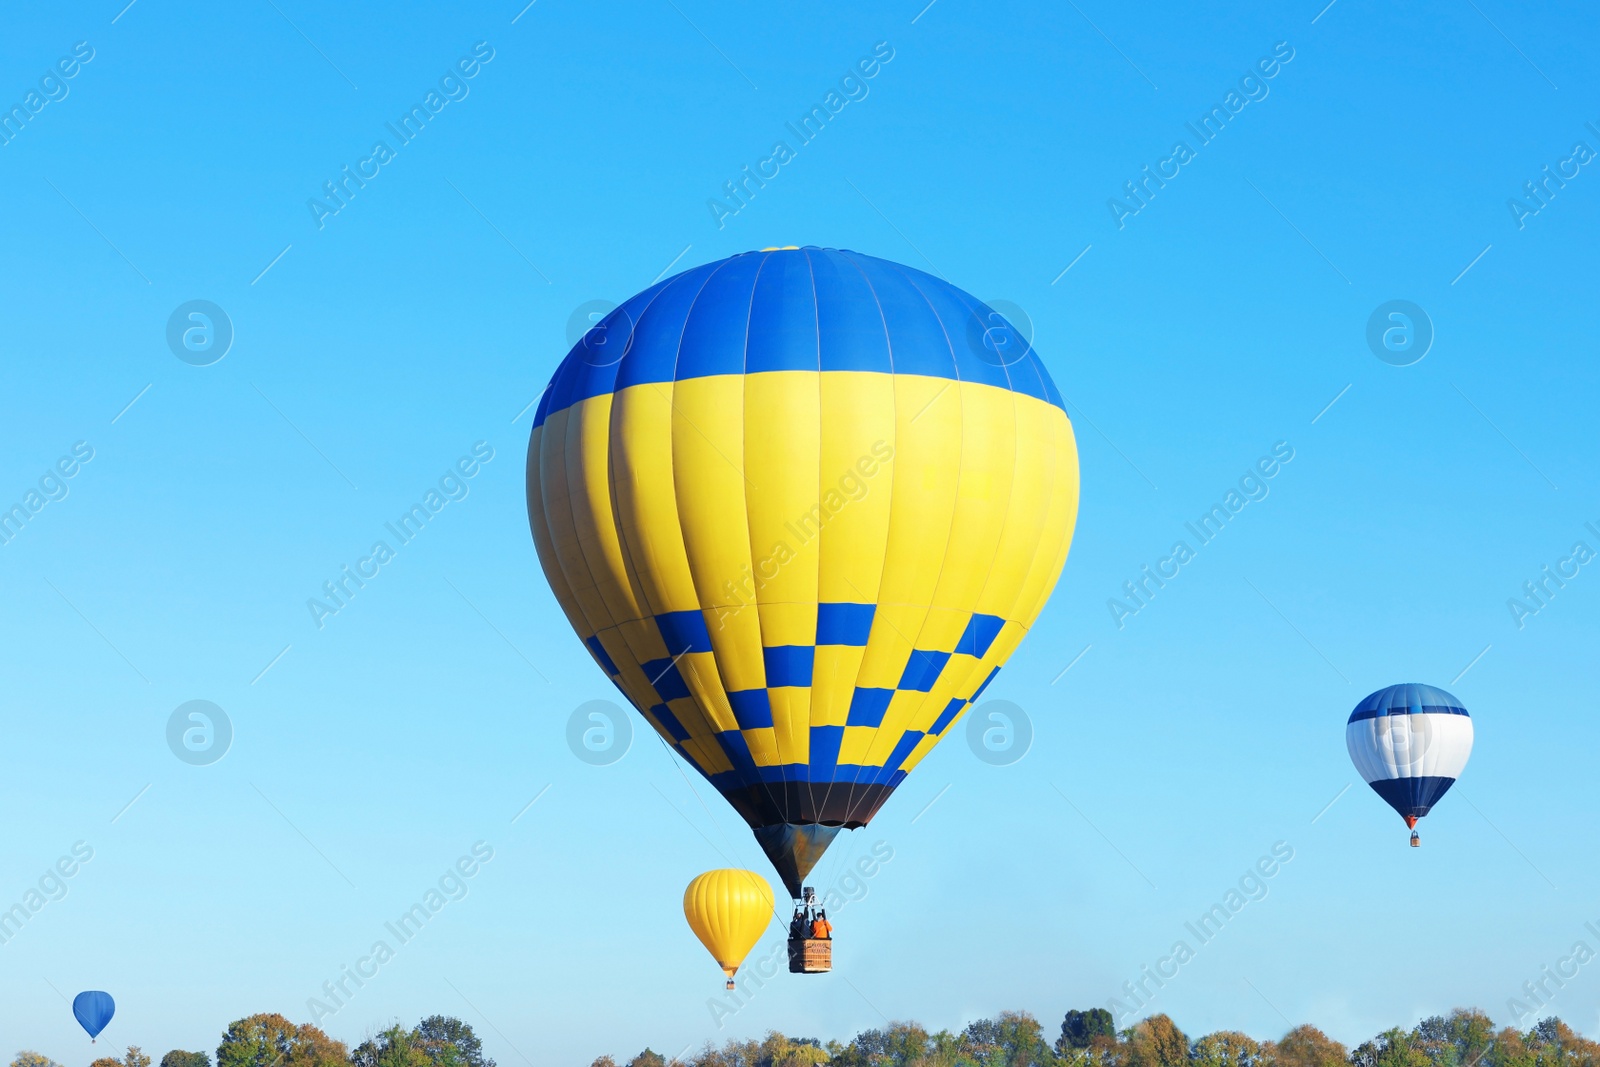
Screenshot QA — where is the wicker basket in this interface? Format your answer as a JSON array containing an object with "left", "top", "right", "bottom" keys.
[{"left": 788, "top": 937, "right": 832, "bottom": 973}]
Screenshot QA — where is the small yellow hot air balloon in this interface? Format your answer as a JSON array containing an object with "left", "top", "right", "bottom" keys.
[{"left": 683, "top": 869, "right": 774, "bottom": 989}]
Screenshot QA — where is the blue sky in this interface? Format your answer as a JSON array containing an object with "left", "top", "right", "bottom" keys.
[{"left": 2, "top": 0, "right": 1598, "bottom": 1063}]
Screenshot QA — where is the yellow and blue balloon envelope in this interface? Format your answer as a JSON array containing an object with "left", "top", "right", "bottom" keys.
[{"left": 527, "top": 247, "right": 1079, "bottom": 895}]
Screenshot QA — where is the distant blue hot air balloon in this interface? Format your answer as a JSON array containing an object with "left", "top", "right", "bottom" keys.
[
  {"left": 73, "top": 990, "right": 114, "bottom": 1042},
  {"left": 1346, "top": 682, "right": 1474, "bottom": 846}
]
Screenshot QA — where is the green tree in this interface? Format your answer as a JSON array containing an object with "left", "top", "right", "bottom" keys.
[
  {"left": 1413, "top": 1010, "right": 1495, "bottom": 1067},
  {"left": 625, "top": 1052, "right": 667, "bottom": 1067},
  {"left": 1264, "top": 1027, "right": 1348, "bottom": 1067},
  {"left": 1059, "top": 1013, "right": 1116, "bottom": 1055},
  {"left": 1193, "top": 1032, "right": 1263, "bottom": 1067},
  {"left": 1526, "top": 1019, "right": 1600, "bottom": 1067},
  {"left": 161, "top": 1052, "right": 210, "bottom": 1067},
  {"left": 752, "top": 1034, "right": 828, "bottom": 1067},
  {"left": 352, "top": 1028, "right": 433, "bottom": 1067},
  {"left": 1057, "top": 1032, "right": 1123, "bottom": 1067},
  {"left": 962, "top": 1012, "right": 1060, "bottom": 1067},
  {"left": 829, "top": 1022, "right": 937, "bottom": 1067},
  {"left": 216, "top": 1014, "right": 349, "bottom": 1067},
  {"left": 11, "top": 1054, "right": 63, "bottom": 1067},
  {"left": 684, "top": 1038, "right": 762, "bottom": 1067},
  {"left": 413, "top": 1018, "right": 490, "bottom": 1067},
  {"left": 1486, "top": 1028, "right": 1536, "bottom": 1067},
  {"left": 1124, "top": 1016, "right": 1186, "bottom": 1067},
  {"left": 1450, "top": 1011, "right": 1496, "bottom": 1066},
  {"left": 1352, "top": 1029, "right": 1433, "bottom": 1067},
  {"left": 90, "top": 1049, "right": 151, "bottom": 1067}
]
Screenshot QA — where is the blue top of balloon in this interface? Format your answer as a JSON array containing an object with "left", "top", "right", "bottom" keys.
[
  {"left": 534, "top": 246, "right": 1065, "bottom": 430},
  {"left": 1348, "top": 683, "right": 1469, "bottom": 723},
  {"left": 73, "top": 990, "right": 115, "bottom": 1039}
]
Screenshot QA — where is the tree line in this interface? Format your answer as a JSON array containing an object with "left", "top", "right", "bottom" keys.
[
  {"left": 590, "top": 1006, "right": 1600, "bottom": 1067},
  {"left": 9, "top": 1012, "right": 493, "bottom": 1067},
  {"left": 12, "top": 1005, "right": 1595, "bottom": 1067}
]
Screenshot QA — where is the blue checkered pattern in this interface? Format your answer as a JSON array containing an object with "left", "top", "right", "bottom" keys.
[{"left": 580, "top": 602, "right": 1007, "bottom": 793}]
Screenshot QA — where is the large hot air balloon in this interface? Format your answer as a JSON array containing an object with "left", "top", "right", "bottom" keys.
[
  {"left": 1346, "top": 683, "right": 1473, "bottom": 846},
  {"left": 527, "top": 246, "right": 1079, "bottom": 900},
  {"left": 683, "top": 869, "right": 774, "bottom": 988},
  {"left": 72, "top": 990, "right": 114, "bottom": 1042}
]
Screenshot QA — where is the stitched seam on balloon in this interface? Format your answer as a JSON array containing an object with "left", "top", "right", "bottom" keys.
[
  {"left": 814, "top": 249, "right": 899, "bottom": 828},
  {"left": 611, "top": 261, "right": 728, "bottom": 753},
  {"left": 611, "top": 261, "right": 723, "bottom": 622},
  {"left": 524, "top": 426, "right": 584, "bottom": 649},
  {"left": 795, "top": 246, "right": 825, "bottom": 827},
  {"left": 836, "top": 260, "right": 967, "bottom": 807},
  {"left": 1003, "top": 405, "right": 1075, "bottom": 671},
  {"left": 898, "top": 276, "right": 1030, "bottom": 746},
  {"left": 727, "top": 251, "right": 794, "bottom": 821},
  {"left": 547, "top": 274, "right": 687, "bottom": 698}
]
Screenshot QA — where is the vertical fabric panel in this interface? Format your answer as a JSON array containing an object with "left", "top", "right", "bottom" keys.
[
  {"left": 537, "top": 406, "right": 611, "bottom": 640},
  {"left": 565, "top": 393, "right": 647, "bottom": 629},
  {"left": 743, "top": 371, "right": 823, "bottom": 646},
  {"left": 852, "top": 372, "right": 961, "bottom": 725},
  {"left": 933, "top": 391, "right": 1051, "bottom": 709},
  {"left": 1004, "top": 408, "right": 1081, "bottom": 632},
  {"left": 524, "top": 425, "right": 585, "bottom": 643},
  {"left": 744, "top": 370, "right": 823, "bottom": 768},
  {"left": 814, "top": 369, "right": 897, "bottom": 761},
  {"left": 609, "top": 381, "right": 729, "bottom": 745},
  {"left": 670, "top": 375, "right": 755, "bottom": 736},
  {"left": 929, "top": 383, "right": 1017, "bottom": 616},
  {"left": 816, "top": 372, "right": 898, "bottom": 604},
  {"left": 609, "top": 383, "right": 699, "bottom": 614}
]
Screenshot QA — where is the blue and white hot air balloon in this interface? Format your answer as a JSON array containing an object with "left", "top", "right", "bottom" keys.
[{"left": 1346, "top": 683, "right": 1473, "bottom": 847}]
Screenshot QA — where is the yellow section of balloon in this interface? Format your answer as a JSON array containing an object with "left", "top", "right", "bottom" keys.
[
  {"left": 528, "top": 371, "right": 1079, "bottom": 825},
  {"left": 683, "top": 869, "right": 775, "bottom": 983}
]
